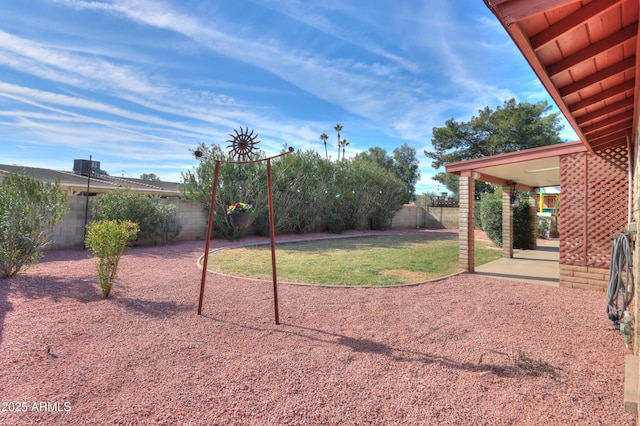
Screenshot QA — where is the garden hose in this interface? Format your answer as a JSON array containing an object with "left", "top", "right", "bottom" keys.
[{"left": 606, "top": 233, "right": 634, "bottom": 327}]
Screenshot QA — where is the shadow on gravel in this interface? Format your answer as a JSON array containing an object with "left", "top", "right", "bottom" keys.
[
  {"left": 201, "top": 315, "right": 527, "bottom": 378},
  {"left": 0, "top": 280, "right": 11, "bottom": 347},
  {"left": 7, "top": 275, "right": 99, "bottom": 303},
  {"left": 114, "top": 297, "right": 192, "bottom": 318}
]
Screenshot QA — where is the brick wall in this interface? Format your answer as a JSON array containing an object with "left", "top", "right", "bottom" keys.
[{"left": 559, "top": 264, "right": 609, "bottom": 291}]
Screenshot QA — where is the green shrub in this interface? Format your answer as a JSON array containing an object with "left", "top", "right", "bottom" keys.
[
  {"left": 92, "top": 190, "right": 156, "bottom": 240},
  {"left": 0, "top": 172, "right": 68, "bottom": 278},
  {"left": 325, "top": 213, "right": 345, "bottom": 234},
  {"left": 537, "top": 216, "right": 551, "bottom": 239},
  {"left": 85, "top": 220, "right": 139, "bottom": 298},
  {"left": 480, "top": 192, "right": 503, "bottom": 247},
  {"left": 153, "top": 202, "right": 182, "bottom": 244},
  {"left": 513, "top": 201, "right": 534, "bottom": 249},
  {"left": 92, "top": 190, "right": 181, "bottom": 244}
]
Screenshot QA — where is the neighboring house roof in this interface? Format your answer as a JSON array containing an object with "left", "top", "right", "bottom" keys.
[{"left": 0, "top": 164, "right": 182, "bottom": 198}]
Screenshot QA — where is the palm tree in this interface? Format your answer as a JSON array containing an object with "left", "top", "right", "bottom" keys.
[
  {"left": 341, "top": 139, "right": 350, "bottom": 160},
  {"left": 319, "top": 133, "right": 329, "bottom": 160},
  {"left": 334, "top": 123, "right": 343, "bottom": 161}
]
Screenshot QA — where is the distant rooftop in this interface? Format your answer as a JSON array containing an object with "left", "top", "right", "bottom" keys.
[{"left": 0, "top": 164, "right": 182, "bottom": 198}]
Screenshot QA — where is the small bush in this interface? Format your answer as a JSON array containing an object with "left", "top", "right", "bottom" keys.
[
  {"left": 0, "top": 172, "right": 68, "bottom": 278},
  {"left": 85, "top": 220, "right": 139, "bottom": 298}
]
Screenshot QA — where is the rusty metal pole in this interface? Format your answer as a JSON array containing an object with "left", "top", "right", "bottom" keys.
[
  {"left": 197, "top": 160, "right": 220, "bottom": 315},
  {"left": 266, "top": 158, "right": 280, "bottom": 325}
]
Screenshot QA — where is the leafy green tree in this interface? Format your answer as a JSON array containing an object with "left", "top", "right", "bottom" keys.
[
  {"left": 140, "top": 173, "right": 160, "bottom": 181},
  {"left": 0, "top": 172, "right": 68, "bottom": 278},
  {"left": 392, "top": 144, "right": 420, "bottom": 203},
  {"left": 355, "top": 144, "right": 421, "bottom": 203},
  {"left": 425, "top": 98, "right": 563, "bottom": 198},
  {"left": 85, "top": 219, "right": 139, "bottom": 298}
]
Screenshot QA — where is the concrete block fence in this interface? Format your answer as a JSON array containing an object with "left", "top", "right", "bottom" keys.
[{"left": 48, "top": 198, "right": 458, "bottom": 250}]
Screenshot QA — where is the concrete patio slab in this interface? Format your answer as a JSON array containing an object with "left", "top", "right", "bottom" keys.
[{"left": 474, "top": 240, "right": 559, "bottom": 286}]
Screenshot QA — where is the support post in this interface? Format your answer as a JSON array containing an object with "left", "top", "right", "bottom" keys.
[
  {"left": 529, "top": 188, "right": 538, "bottom": 249},
  {"left": 266, "top": 159, "right": 280, "bottom": 325},
  {"left": 459, "top": 171, "right": 475, "bottom": 272},
  {"left": 502, "top": 184, "right": 514, "bottom": 259},
  {"left": 197, "top": 161, "right": 220, "bottom": 315}
]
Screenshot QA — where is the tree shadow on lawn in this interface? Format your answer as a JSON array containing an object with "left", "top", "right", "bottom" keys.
[{"left": 201, "top": 315, "right": 527, "bottom": 378}]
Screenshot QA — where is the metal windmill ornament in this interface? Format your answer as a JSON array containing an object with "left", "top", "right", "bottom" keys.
[{"left": 227, "top": 127, "right": 260, "bottom": 161}]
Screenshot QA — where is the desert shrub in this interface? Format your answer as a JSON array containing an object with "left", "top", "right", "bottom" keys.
[
  {"left": 0, "top": 172, "right": 68, "bottom": 278},
  {"left": 85, "top": 220, "right": 139, "bottom": 298}
]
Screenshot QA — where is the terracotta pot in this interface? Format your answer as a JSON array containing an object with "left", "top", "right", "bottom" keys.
[{"left": 228, "top": 211, "right": 251, "bottom": 227}]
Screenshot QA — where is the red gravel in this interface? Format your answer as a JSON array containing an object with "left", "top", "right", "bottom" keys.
[{"left": 0, "top": 231, "right": 634, "bottom": 425}]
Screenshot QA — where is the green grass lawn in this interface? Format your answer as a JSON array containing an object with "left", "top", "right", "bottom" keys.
[{"left": 208, "top": 235, "right": 501, "bottom": 286}]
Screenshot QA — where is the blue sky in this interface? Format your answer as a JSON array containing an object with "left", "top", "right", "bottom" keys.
[{"left": 0, "top": 0, "right": 577, "bottom": 195}]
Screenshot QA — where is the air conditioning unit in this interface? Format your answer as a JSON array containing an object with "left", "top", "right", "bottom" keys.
[{"left": 73, "top": 159, "right": 101, "bottom": 176}]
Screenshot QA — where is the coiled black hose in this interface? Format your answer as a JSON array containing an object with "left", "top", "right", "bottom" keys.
[{"left": 606, "top": 233, "right": 634, "bottom": 324}]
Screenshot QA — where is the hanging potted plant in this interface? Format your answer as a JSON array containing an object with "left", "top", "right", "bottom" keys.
[{"left": 227, "top": 202, "right": 254, "bottom": 227}]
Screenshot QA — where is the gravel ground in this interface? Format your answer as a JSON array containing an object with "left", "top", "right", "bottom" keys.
[{"left": 0, "top": 230, "right": 635, "bottom": 425}]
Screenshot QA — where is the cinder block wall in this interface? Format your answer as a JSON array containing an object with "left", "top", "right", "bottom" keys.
[
  {"left": 48, "top": 200, "right": 455, "bottom": 250},
  {"left": 48, "top": 197, "right": 209, "bottom": 250},
  {"left": 391, "top": 205, "right": 458, "bottom": 229}
]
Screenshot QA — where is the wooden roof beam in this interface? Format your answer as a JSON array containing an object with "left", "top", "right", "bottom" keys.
[
  {"left": 587, "top": 128, "right": 630, "bottom": 147},
  {"left": 547, "top": 23, "right": 638, "bottom": 77},
  {"left": 488, "top": 0, "right": 581, "bottom": 25},
  {"left": 531, "top": 1, "right": 623, "bottom": 51},
  {"left": 568, "top": 79, "right": 635, "bottom": 113},
  {"left": 581, "top": 111, "right": 634, "bottom": 134},
  {"left": 583, "top": 119, "right": 633, "bottom": 138},
  {"left": 576, "top": 98, "right": 634, "bottom": 125},
  {"left": 559, "top": 56, "right": 635, "bottom": 97}
]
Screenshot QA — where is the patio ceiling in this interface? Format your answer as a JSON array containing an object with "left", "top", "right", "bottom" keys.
[
  {"left": 446, "top": 140, "right": 586, "bottom": 189},
  {"left": 485, "top": 0, "right": 639, "bottom": 155}
]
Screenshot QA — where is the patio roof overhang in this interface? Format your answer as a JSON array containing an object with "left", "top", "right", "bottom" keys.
[
  {"left": 484, "top": 0, "right": 639, "bottom": 156},
  {"left": 445, "top": 140, "right": 587, "bottom": 189}
]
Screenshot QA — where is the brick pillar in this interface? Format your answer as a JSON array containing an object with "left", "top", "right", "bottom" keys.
[
  {"left": 459, "top": 171, "right": 475, "bottom": 272},
  {"left": 529, "top": 189, "right": 538, "bottom": 249},
  {"left": 502, "top": 184, "right": 513, "bottom": 258}
]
